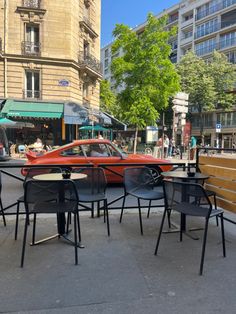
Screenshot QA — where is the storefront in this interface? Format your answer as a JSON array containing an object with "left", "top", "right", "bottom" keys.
[{"left": 1, "top": 99, "right": 64, "bottom": 146}]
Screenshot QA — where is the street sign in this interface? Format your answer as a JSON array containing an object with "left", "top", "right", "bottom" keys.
[
  {"left": 175, "top": 92, "right": 189, "bottom": 101},
  {"left": 172, "top": 99, "right": 189, "bottom": 106},
  {"left": 172, "top": 105, "right": 188, "bottom": 113},
  {"left": 216, "top": 123, "right": 221, "bottom": 133}
]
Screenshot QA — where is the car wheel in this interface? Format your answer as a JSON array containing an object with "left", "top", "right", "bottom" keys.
[{"left": 147, "top": 167, "right": 163, "bottom": 186}]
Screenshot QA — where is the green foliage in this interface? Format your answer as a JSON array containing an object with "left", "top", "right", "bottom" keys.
[
  {"left": 177, "top": 51, "right": 236, "bottom": 113},
  {"left": 99, "top": 80, "right": 116, "bottom": 114},
  {"left": 111, "top": 13, "right": 180, "bottom": 129}
]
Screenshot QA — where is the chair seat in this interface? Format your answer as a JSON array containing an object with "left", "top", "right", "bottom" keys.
[
  {"left": 32, "top": 201, "right": 78, "bottom": 214},
  {"left": 174, "top": 202, "right": 223, "bottom": 218},
  {"left": 78, "top": 193, "right": 106, "bottom": 202},
  {"left": 129, "top": 189, "right": 164, "bottom": 201},
  {"left": 17, "top": 195, "right": 24, "bottom": 202}
]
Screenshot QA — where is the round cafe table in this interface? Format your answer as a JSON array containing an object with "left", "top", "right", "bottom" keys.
[
  {"left": 161, "top": 171, "right": 209, "bottom": 182},
  {"left": 161, "top": 170, "right": 209, "bottom": 239},
  {"left": 32, "top": 172, "right": 87, "bottom": 247}
]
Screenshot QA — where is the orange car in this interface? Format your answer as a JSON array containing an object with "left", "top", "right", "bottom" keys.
[{"left": 23, "top": 139, "right": 171, "bottom": 183}]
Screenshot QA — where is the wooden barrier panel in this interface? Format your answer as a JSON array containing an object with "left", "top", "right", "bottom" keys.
[{"left": 199, "top": 155, "right": 236, "bottom": 213}]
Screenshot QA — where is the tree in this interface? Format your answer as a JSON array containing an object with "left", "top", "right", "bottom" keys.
[
  {"left": 99, "top": 79, "right": 116, "bottom": 115},
  {"left": 111, "top": 13, "right": 180, "bottom": 153},
  {"left": 177, "top": 51, "right": 236, "bottom": 144}
]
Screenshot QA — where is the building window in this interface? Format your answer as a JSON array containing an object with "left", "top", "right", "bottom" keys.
[
  {"left": 105, "top": 49, "right": 109, "bottom": 58},
  {"left": 83, "top": 82, "right": 89, "bottom": 101},
  {"left": 220, "top": 31, "right": 236, "bottom": 49},
  {"left": 195, "top": 37, "right": 217, "bottom": 56},
  {"left": 104, "top": 59, "right": 109, "bottom": 68},
  {"left": 225, "top": 50, "right": 236, "bottom": 63},
  {"left": 84, "top": 41, "right": 90, "bottom": 58},
  {"left": 195, "top": 18, "right": 218, "bottom": 39},
  {"left": 23, "top": 24, "right": 40, "bottom": 55},
  {"left": 25, "top": 71, "right": 40, "bottom": 99}
]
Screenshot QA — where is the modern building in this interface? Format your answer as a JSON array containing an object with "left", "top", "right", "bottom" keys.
[
  {"left": 0, "top": 0, "right": 104, "bottom": 146},
  {"left": 101, "top": 0, "right": 236, "bottom": 148}
]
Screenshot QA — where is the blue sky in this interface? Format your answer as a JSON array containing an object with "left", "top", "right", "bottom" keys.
[{"left": 101, "top": 0, "right": 178, "bottom": 47}]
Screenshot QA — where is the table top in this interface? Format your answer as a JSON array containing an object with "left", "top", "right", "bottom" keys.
[
  {"left": 161, "top": 171, "right": 209, "bottom": 180},
  {"left": 33, "top": 173, "right": 87, "bottom": 181}
]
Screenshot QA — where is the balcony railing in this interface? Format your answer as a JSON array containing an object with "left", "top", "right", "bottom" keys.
[
  {"left": 195, "top": 36, "right": 236, "bottom": 56},
  {"left": 23, "top": 90, "right": 41, "bottom": 99},
  {"left": 21, "top": 41, "right": 41, "bottom": 56},
  {"left": 21, "top": 0, "right": 41, "bottom": 9},
  {"left": 195, "top": 20, "right": 236, "bottom": 39},
  {"left": 196, "top": 0, "right": 236, "bottom": 21},
  {"left": 78, "top": 52, "right": 102, "bottom": 75}
]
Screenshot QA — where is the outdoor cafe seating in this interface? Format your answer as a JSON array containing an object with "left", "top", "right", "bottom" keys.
[
  {"left": 71, "top": 167, "right": 110, "bottom": 238},
  {"left": 154, "top": 180, "right": 226, "bottom": 275},
  {"left": 21, "top": 179, "right": 80, "bottom": 267},
  {"left": 120, "top": 167, "right": 164, "bottom": 235},
  {"left": 15, "top": 167, "right": 63, "bottom": 240}
]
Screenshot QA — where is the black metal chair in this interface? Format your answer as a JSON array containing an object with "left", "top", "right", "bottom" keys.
[
  {"left": 21, "top": 179, "right": 80, "bottom": 267},
  {"left": 154, "top": 180, "right": 226, "bottom": 275},
  {"left": 71, "top": 167, "right": 110, "bottom": 237},
  {"left": 15, "top": 166, "right": 62, "bottom": 240},
  {"left": 0, "top": 172, "right": 6, "bottom": 226},
  {"left": 120, "top": 167, "right": 164, "bottom": 235}
]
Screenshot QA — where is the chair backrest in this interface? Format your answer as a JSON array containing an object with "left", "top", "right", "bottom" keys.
[
  {"left": 24, "top": 179, "right": 78, "bottom": 213},
  {"left": 123, "top": 167, "right": 154, "bottom": 194},
  {"left": 0, "top": 171, "right": 2, "bottom": 195},
  {"left": 163, "top": 179, "right": 212, "bottom": 215},
  {"left": 72, "top": 167, "right": 107, "bottom": 195}
]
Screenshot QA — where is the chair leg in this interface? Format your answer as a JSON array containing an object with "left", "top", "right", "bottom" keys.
[
  {"left": 167, "top": 209, "right": 171, "bottom": 229},
  {"left": 105, "top": 199, "right": 110, "bottom": 236},
  {"left": 76, "top": 209, "right": 82, "bottom": 243},
  {"left": 120, "top": 194, "right": 126, "bottom": 223},
  {"left": 97, "top": 201, "right": 100, "bottom": 218},
  {"left": 220, "top": 214, "right": 226, "bottom": 257},
  {"left": 154, "top": 208, "right": 167, "bottom": 255},
  {"left": 137, "top": 198, "right": 143, "bottom": 235},
  {"left": 74, "top": 213, "right": 78, "bottom": 265},
  {"left": 15, "top": 202, "right": 20, "bottom": 240},
  {"left": 214, "top": 195, "right": 219, "bottom": 226},
  {"left": 147, "top": 200, "right": 152, "bottom": 218},
  {"left": 31, "top": 213, "right": 37, "bottom": 245},
  {"left": 21, "top": 215, "right": 29, "bottom": 267},
  {"left": 91, "top": 202, "right": 94, "bottom": 218},
  {"left": 180, "top": 214, "right": 184, "bottom": 242},
  {"left": 66, "top": 212, "right": 71, "bottom": 234},
  {"left": 199, "top": 218, "right": 209, "bottom": 276},
  {"left": 0, "top": 198, "right": 6, "bottom": 226}
]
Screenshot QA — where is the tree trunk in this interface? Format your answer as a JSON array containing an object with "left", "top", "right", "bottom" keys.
[
  {"left": 133, "top": 127, "right": 138, "bottom": 154},
  {"left": 199, "top": 111, "right": 204, "bottom": 146}
]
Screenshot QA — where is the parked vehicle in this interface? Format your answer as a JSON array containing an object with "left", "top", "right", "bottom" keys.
[{"left": 23, "top": 139, "right": 172, "bottom": 183}]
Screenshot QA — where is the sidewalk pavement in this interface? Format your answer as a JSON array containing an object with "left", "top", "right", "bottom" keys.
[{"left": 1, "top": 198, "right": 236, "bottom": 313}]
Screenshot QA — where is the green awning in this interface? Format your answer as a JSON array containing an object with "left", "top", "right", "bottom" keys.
[{"left": 1, "top": 100, "right": 64, "bottom": 119}]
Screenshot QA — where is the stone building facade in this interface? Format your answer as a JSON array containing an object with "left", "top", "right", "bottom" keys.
[{"left": 0, "top": 0, "right": 102, "bottom": 145}]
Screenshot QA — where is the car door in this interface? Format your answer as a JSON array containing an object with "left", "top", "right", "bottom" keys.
[{"left": 82, "top": 143, "right": 124, "bottom": 182}]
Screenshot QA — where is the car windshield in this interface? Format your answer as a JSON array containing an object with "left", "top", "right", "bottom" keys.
[{"left": 111, "top": 143, "right": 128, "bottom": 158}]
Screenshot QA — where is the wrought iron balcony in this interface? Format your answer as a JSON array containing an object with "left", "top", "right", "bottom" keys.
[
  {"left": 21, "top": 0, "right": 41, "bottom": 9},
  {"left": 78, "top": 52, "right": 102, "bottom": 76},
  {"left": 79, "top": 16, "right": 98, "bottom": 38},
  {"left": 21, "top": 41, "right": 41, "bottom": 56},
  {"left": 23, "top": 90, "right": 41, "bottom": 99}
]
